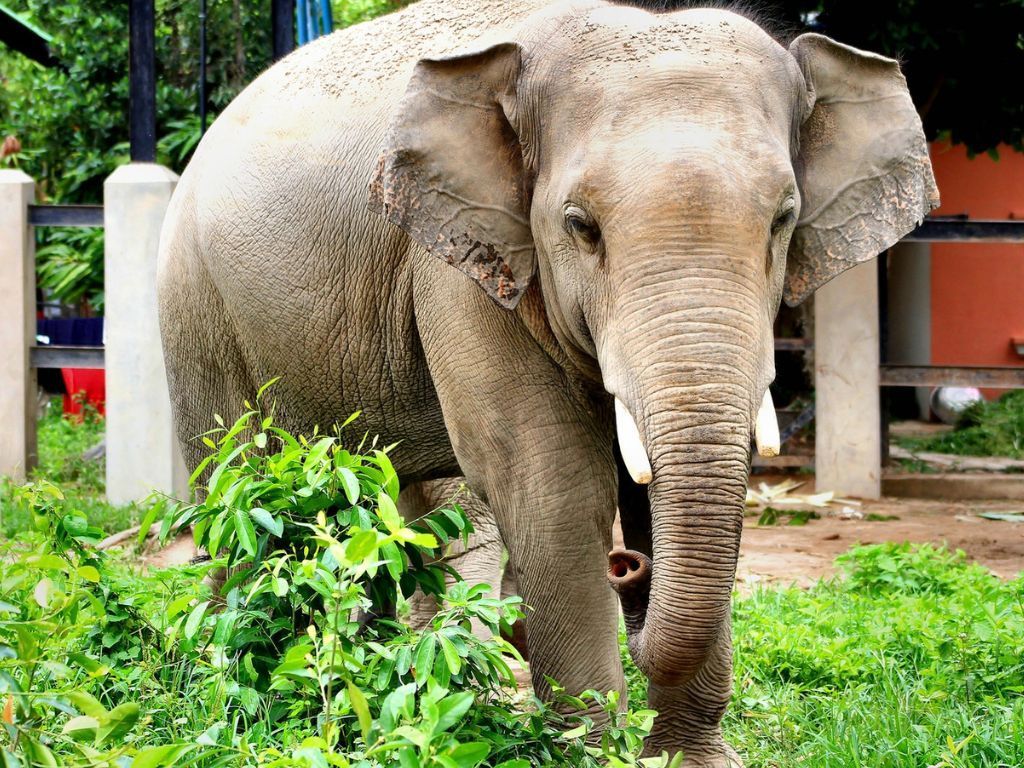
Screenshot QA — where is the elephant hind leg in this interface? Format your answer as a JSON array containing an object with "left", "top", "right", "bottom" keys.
[{"left": 159, "top": 258, "right": 257, "bottom": 480}]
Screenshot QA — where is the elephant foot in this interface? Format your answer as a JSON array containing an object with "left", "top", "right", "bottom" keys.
[{"left": 643, "top": 734, "right": 743, "bottom": 768}]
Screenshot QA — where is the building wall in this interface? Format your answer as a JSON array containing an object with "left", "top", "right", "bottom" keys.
[{"left": 929, "top": 142, "right": 1024, "bottom": 395}]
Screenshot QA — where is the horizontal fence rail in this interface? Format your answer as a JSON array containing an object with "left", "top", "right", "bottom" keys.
[
  {"left": 880, "top": 365, "right": 1024, "bottom": 389},
  {"left": 30, "top": 345, "right": 105, "bottom": 370},
  {"left": 27, "top": 204, "right": 104, "bottom": 227},
  {"left": 903, "top": 218, "right": 1024, "bottom": 243}
]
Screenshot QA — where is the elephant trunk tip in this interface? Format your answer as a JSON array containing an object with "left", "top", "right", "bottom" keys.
[
  {"left": 607, "top": 549, "right": 652, "bottom": 646},
  {"left": 607, "top": 548, "right": 651, "bottom": 586}
]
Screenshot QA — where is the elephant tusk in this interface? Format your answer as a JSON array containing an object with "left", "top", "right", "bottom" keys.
[
  {"left": 755, "top": 389, "right": 780, "bottom": 457},
  {"left": 615, "top": 397, "right": 652, "bottom": 485}
]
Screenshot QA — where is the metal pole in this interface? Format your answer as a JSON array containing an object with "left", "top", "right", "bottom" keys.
[
  {"left": 272, "top": 0, "right": 295, "bottom": 61},
  {"left": 128, "top": 0, "right": 156, "bottom": 162},
  {"left": 199, "top": 0, "right": 207, "bottom": 134}
]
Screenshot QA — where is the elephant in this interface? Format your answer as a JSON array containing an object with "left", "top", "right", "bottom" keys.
[{"left": 156, "top": 0, "right": 938, "bottom": 763}]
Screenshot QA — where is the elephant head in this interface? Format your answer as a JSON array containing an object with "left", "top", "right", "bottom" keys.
[{"left": 370, "top": 1, "right": 938, "bottom": 687}]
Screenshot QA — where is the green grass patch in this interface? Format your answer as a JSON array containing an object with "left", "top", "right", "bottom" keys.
[
  {"left": 623, "top": 544, "right": 1024, "bottom": 766},
  {"left": 899, "top": 389, "right": 1024, "bottom": 459},
  {"left": 729, "top": 544, "right": 1021, "bottom": 766},
  {"left": 1, "top": 400, "right": 137, "bottom": 539}
]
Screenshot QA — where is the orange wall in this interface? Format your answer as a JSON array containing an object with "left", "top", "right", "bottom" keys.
[{"left": 929, "top": 142, "right": 1024, "bottom": 381}]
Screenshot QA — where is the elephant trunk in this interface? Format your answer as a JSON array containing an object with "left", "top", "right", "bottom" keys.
[
  {"left": 602, "top": 318, "right": 761, "bottom": 687},
  {"left": 614, "top": 414, "right": 748, "bottom": 687}
]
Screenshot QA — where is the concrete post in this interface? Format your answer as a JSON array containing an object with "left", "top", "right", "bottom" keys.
[
  {"left": 814, "top": 259, "right": 882, "bottom": 499},
  {"left": 0, "top": 170, "right": 37, "bottom": 482},
  {"left": 104, "top": 163, "right": 187, "bottom": 503}
]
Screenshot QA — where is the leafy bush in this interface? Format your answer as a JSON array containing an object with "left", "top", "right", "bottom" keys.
[
  {"left": 1, "top": 398, "right": 658, "bottom": 767},
  {"left": 899, "top": 390, "right": 1024, "bottom": 460},
  {"left": 1, "top": 0, "right": 406, "bottom": 311}
]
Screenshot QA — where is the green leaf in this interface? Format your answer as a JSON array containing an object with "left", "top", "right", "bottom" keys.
[
  {"left": 434, "top": 691, "right": 473, "bottom": 734},
  {"left": 348, "top": 682, "right": 372, "bottom": 743},
  {"left": 378, "top": 492, "right": 403, "bottom": 534},
  {"left": 413, "top": 636, "right": 436, "bottom": 686},
  {"left": 61, "top": 715, "right": 99, "bottom": 741},
  {"left": 131, "top": 744, "right": 192, "bottom": 768},
  {"left": 96, "top": 702, "right": 140, "bottom": 745},
  {"left": 67, "top": 690, "right": 107, "bottom": 719},
  {"left": 250, "top": 507, "right": 283, "bottom": 537},
  {"left": 373, "top": 450, "right": 401, "bottom": 500},
  {"left": 561, "top": 723, "right": 588, "bottom": 740},
  {"left": 437, "top": 634, "right": 463, "bottom": 678},
  {"left": 346, "top": 530, "right": 379, "bottom": 563},
  {"left": 446, "top": 742, "right": 490, "bottom": 768},
  {"left": 338, "top": 467, "right": 360, "bottom": 505},
  {"left": 76, "top": 565, "right": 100, "bottom": 583},
  {"left": 256, "top": 377, "right": 281, "bottom": 401},
  {"left": 184, "top": 600, "right": 210, "bottom": 640},
  {"left": 234, "top": 507, "right": 258, "bottom": 557},
  {"left": 20, "top": 738, "right": 57, "bottom": 768}
]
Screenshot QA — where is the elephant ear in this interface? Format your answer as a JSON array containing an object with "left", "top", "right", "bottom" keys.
[
  {"left": 784, "top": 33, "right": 940, "bottom": 306},
  {"left": 369, "top": 42, "right": 534, "bottom": 309}
]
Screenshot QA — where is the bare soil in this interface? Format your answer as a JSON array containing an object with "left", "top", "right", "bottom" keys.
[{"left": 737, "top": 495, "right": 1024, "bottom": 588}]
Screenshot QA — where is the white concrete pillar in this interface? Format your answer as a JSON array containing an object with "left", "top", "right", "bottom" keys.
[
  {"left": 0, "top": 170, "right": 37, "bottom": 482},
  {"left": 814, "top": 259, "right": 881, "bottom": 499},
  {"left": 104, "top": 163, "right": 187, "bottom": 503}
]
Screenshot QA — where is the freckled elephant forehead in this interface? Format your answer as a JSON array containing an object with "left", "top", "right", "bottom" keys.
[{"left": 520, "top": 4, "right": 802, "bottom": 136}]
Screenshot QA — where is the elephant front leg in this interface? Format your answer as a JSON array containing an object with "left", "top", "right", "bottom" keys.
[
  {"left": 643, "top": 615, "right": 742, "bottom": 768},
  {"left": 498, "top": 499, "right": 626, "bottom": 712}
]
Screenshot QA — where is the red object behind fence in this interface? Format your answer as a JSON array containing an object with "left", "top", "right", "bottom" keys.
[{"left": 61, "top": 369, "right": 106, "bottom": 419}]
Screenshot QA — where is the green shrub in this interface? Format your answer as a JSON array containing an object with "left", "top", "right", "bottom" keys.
[{"left": 1, "top": 395, "right": 659, "bottom": 767}]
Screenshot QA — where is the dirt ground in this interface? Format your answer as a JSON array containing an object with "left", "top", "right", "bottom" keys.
[{"left": 737, "top": 494, "right": 1024, "bottom": 588}]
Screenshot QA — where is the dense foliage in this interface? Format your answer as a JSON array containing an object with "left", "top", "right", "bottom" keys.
[
  {"left": 898, "top": 389, "right": 1024, "bottom": 460},
  {"left": 3, "top": 404, "right": 1023, "bottom": 766},
  {"left": 0, "top": 0, "right": 402, "bottom": 311},
  {"left": 0, "top": 400, "right": 658, "bottom": 767}
]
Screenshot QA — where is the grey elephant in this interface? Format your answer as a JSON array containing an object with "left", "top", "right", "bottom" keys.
[{"left": 157, "top": 0, "right": 938, "bottom": 763}]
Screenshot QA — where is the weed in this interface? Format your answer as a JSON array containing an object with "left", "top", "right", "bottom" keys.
[{"left": 1, "top": 400, "right": 135, "bottom": 538}]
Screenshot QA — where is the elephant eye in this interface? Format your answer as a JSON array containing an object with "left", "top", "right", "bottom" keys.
[
  {"left": 563, "top": 204, "right": 600, "bottom": 248},
  {"left": 767, "top": 198, "right": 796, "bottom": 276},
  {"left": 772, "top": 198, "right": 796, "bottom": 233}
]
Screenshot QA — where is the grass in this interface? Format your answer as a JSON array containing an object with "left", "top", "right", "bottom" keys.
[
  {"left": 624, "top": 545, "right": 1024, "bottom": 766},
  {"left": 654, "top": 543, "right": 1022, "bottom": 767},
  {"left": 0, "top": 399, "right": 136, "bottom": 538},
  {"left": 898, "top": 389, "right": 1024, "bottom": 460}
]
